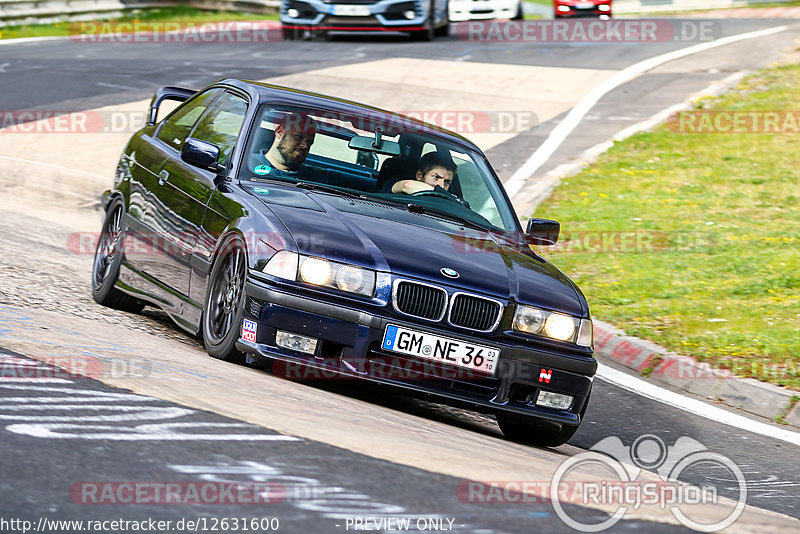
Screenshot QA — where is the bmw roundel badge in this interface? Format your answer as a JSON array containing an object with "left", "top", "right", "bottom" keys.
[{"left": 440, "top": 267, "right": 459, "bottom": 279}]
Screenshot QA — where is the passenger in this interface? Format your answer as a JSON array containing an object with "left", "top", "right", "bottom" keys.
[
  {"left": 390, "top": 152, "right": 456, "bottom": 194},
  {"left": 251, "top": 112, "right": 317, "bottom": 178}
]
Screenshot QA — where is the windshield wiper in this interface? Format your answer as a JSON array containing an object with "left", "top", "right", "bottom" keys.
[
  {"left": 406, "top": 203, "right": 490, "bottom": 231},
  {"left": 295, "top": 182, "right": 363, "bottom": 199}
]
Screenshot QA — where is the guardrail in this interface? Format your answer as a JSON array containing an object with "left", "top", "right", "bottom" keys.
[{"left": 0, "top": 0, "right": 279, "bottom": 28}]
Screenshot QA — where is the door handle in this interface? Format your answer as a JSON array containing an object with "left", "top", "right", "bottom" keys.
[{"left": 158, "top": 170, "right": 170, "bottom": 185}]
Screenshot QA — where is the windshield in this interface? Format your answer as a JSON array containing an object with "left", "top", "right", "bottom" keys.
[{"left": 242, "top": 104, "right": 520, "bottom": 232}]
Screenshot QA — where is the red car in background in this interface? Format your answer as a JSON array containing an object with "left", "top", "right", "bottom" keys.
[{"left": 554, "top": 0, "right": 612, "bottom": 18}]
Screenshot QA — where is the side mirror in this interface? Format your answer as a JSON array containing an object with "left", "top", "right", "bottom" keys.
[
  {"left": 147, "top": 86, "right": 196, "bottom": 126},
  {"left": 181, "top": 137, "right": 221, "bottom": 171},
  {"left": 526, "top": 218, "right": 560, "bottom": 246}
]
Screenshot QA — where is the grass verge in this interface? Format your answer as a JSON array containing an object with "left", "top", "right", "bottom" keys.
[
  {"left": 0, "top": 6, "right": 278, "bottom": 40},
  {"left": 534, "top": 63, "right": 800, "bottom": 390}
]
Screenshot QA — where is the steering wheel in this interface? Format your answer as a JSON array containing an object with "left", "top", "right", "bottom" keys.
[{"left": 410, "top": 188, "right": 470, "bottom": 208}]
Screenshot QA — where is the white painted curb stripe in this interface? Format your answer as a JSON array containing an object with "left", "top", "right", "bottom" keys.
[
  {"left": 597, "top": 363, "right": 800, "bottom": 447},
  {"left": 0, "top": 36, "right": 68, "bottom": 46},
  {"left": 503, "top": 24, "right": 789, "bottom": 198}
]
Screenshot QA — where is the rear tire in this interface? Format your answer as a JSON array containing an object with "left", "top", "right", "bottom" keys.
[
  {"left": 202, "top": 234, "right": 248, "bottom": 364},
  {"left": 91, "top": 199, "right": 145, "bottom": 314}
]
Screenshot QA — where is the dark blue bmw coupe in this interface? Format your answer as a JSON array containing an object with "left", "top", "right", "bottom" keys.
[{"left": 92, "top": 78, "right": 596, "bottom": 447}]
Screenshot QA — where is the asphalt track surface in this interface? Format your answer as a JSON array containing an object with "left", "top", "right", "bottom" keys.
[{"left": 1, "top": 15, "right": 800, "bottom": 532}]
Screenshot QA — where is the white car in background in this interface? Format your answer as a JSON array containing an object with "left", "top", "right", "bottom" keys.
[{"left": 449, "top": 0, "right": 523, "bottom": 21}]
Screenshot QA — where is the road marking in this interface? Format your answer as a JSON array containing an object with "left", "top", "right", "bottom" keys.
[
  {"left": 597, "top": 363, "right": 800, "bottom": 448},
  {"left": 503, "top": 24, "right": 789, "bottom": 197}
]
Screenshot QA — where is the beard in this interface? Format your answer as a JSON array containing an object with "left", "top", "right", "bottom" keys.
[{"left": 277, "top": 138, "right": 307, "bottom": 170}]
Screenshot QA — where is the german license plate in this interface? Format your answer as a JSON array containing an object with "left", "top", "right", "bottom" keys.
[
  {"left": 576, "top": 2, "right": 595, "bottom": 7},
  {"left": 381, "top": 325, "right": 500, "bottom": 375},
  {"left": 331, "top": 4, "right": 371, "bottom": 16}
]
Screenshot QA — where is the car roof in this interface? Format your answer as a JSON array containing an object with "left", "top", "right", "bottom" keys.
[{"left": 212, "top": 78, "right": 486, "bottom": 155}]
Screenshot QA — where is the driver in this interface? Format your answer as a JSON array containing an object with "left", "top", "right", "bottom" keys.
[
  {"left": 390, "top": 152, "right": 456, "bottom": 194},
  {"left": 251, "top": 112, "right": 317, "bottom": 179}
]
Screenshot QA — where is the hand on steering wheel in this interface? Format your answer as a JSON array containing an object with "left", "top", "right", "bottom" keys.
[{"left": 409, "top": 186, "right": 470, "bottom": 208}]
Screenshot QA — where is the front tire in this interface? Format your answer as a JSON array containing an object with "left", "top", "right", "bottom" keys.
[
  {"left": 91, "top": 199, "right": 145, "bottom": 313},
  {"left": 497, "top": 416, "right": 581, "bottom": 447},
  {"left": 282, "top": 26, "right": 297, "bottom": 40},
  {"left": 512, "top": 0, "right": 524, "bottom": 20},
  {"left": 497, "top": 387, "right": 591, "bottom": 447},
  {"left": 202, "top": 234, "right": 248, "bottom": 364},
  {"left": 434, "top": 5, "right": 450, "bottom": 36},
  {"left": 411, "top": 11, "right": 435, "bottom": 41}
]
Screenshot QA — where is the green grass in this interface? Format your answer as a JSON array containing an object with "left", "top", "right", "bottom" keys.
[
  {"left": 0, "top": 6, "right": 278, "bottom": 40},
  {"left": 525, "top": 0, "right": 553, "bottom": 7},
  {"left": 534, "top": 63, "right": 800, "bottom": 390}
]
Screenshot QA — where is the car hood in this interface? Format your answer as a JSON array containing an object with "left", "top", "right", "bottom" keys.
[{"left": 256, "top": 190, "right": 586, "bottom": 316}]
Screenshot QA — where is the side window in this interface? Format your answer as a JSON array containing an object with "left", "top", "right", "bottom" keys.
[
  {"left": 190, "top": 92, "right": 248, "bottom": 163},
  {"left": 156, "top": 89, "right": 221, "bottom": 151}
]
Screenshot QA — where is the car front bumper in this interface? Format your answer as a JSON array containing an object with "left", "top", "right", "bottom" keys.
[
  {"left": 237, "top": 276, "right": 595, "bottom": 426},
  {"left": 448, "top": 0, "right": 519, "bottom": 21},
  {"left": 281, "top": 0, "right": 432, "bottom": 31}
]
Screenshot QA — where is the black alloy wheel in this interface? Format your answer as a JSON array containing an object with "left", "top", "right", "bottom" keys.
[
  {"left": 203, "top": 234, "right": 248, "bottom": 363},
  {"left": 91, "top": 199, "right": 144, "bottom": 313}
]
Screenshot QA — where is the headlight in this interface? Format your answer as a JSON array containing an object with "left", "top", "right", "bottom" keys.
[
  {"left": 335, "top": 265, "right": 367, "bottom": 293},
  {"left": 262, "top": 252, "right": 375, "bottom": 297},
  {"left": 512, "top": 306, "right": 545, "bottom": 334},
  {"left": 300, "top": 257, "right": 332, "bottom": 286},
  {"left": 513, "top": 304, "right": 585, "bottom": 344},
  {"left": 544, "top": 313, "right": 575, "bottom": 341}
]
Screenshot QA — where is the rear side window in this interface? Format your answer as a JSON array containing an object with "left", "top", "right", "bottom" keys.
[{"left": 156, "top": 89, "right": 221, "bottom": 150}]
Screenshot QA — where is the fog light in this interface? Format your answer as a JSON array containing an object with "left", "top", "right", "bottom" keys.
[
  {"left": 276, "top": 330, "right": 318, "bottom": 355},
  {"left": 404, "top": 10, "right": 416, "bottom": 19},
  {"left": 536, "top": 391, "right": 573, "bottom": 410},
  {"left": 557, "top": 5, "right": 570, "bottom": 11},
  {"left": 599, "top": 13, "right": 610, "bottom": 19},
  {"left": 287, "top": 8, "right": 300, "bottom": 17},
  {"left": 598, "top": 4, "right": 610, "bottom": 10}
]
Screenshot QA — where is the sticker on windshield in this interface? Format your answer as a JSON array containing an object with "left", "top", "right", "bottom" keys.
[
  {"left": 253, "top": 165, "right": 272, "bottom": 175},
  {"left": 253, "top": 187, "right": 270, "bottom": 195}
]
